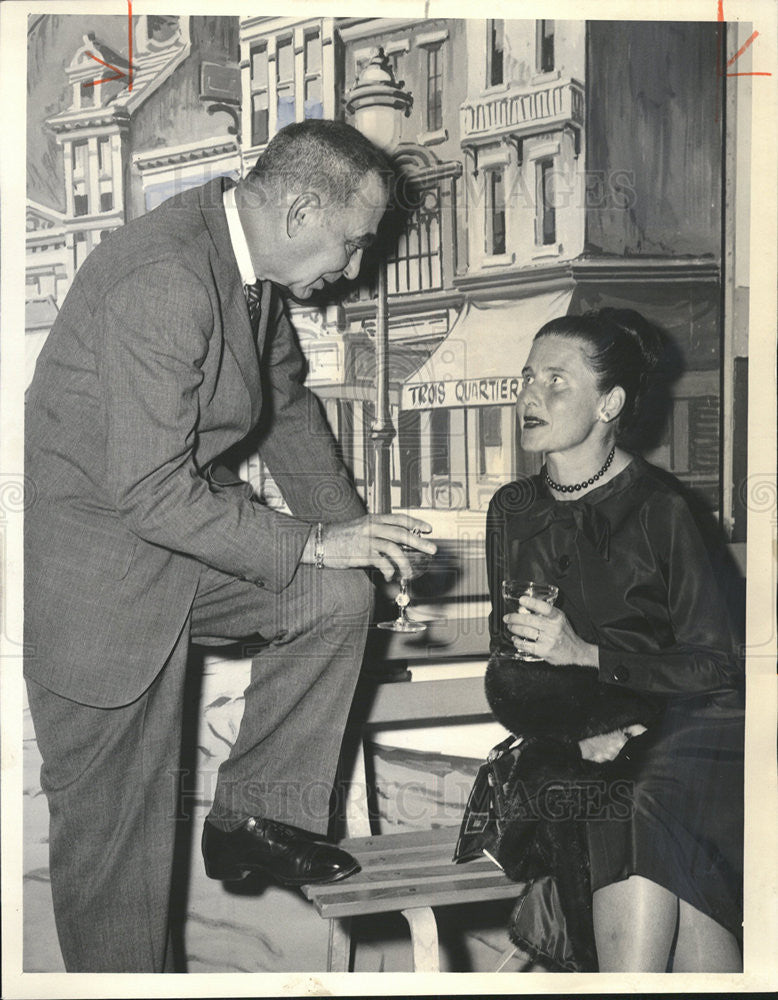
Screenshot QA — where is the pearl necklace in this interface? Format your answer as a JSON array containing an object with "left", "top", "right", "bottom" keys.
[{"left": 544, "top": 446, "right": 615, "bottom": 494}]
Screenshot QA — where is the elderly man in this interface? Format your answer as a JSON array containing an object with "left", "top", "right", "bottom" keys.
[{"left": 25, "top": 119, "right": 434, "bottom": 972}]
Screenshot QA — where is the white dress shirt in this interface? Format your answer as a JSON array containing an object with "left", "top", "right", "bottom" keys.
[{"left": 223, "top": 185, "right": 257, "bottom": 286}]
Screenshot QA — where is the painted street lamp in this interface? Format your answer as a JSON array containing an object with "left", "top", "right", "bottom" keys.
[{"left": 345, "top": 49, "right": 412, "bottom": 515}]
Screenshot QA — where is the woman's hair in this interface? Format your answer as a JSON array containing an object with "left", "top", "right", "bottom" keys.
[{"left": 534, "top": 308, "right": 663, "bottom": 431}]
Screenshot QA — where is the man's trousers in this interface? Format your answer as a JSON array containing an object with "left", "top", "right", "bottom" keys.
[{"left": 26, "top": 564, "right": 372, "bottom": 972}]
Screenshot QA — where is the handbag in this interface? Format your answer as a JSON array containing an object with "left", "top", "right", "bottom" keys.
[
  {"left": 452, "top": 732, "right": 524, "bottom": 864},
  {"left": 453, "top": 732, "right": 599, "bottom": 971}
]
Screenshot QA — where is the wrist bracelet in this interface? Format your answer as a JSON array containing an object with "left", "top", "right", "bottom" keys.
[{"left": 314, "top": 521, "right": 325, "bottom": 569}]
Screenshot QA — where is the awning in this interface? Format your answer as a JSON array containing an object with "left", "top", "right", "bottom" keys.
[{"left": 401, "top": 289, "right": 574, "bottom": 410}]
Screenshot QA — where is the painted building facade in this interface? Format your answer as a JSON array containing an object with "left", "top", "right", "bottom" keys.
[{"left": 25, "top": 15, "right": 749, "bottom": 545}]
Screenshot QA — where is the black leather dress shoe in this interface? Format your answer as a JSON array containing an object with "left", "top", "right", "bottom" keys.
[{"left": 202, "top": 817, "right": 360, "bottom": 886}]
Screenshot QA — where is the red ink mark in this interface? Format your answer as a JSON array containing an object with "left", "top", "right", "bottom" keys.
[
  {"left": 83, "top": 52, "right": 128, "bottom": 87},
  {"left": 727, "top": 30, "right": 759, "bottom": 67},
  {"left": 128, "top": 0, "right": 133, "bottom": 92},
  {"left": 717, "top": 1, "right": 772, "bottom": 78},
  {"left": 715, "top": 1, "right": 772, "bottom": 123},
  {"left": 83, "top": 1, "right": 133, "bottom": 91}
]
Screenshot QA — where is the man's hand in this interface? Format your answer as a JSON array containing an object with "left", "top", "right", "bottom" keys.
[
  {"left": 578, "top": 725, "right": 647, "bottom": 763},
  {"left": 302, "top": 514, "right": 436, "bottom": 581}
]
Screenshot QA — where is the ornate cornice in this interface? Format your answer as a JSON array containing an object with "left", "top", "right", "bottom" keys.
[
  {"left": 27, "top": 200, "right": 66, "bottom": 228},
  {"left": 48, "top": 108, "right": 130, "bottom": 135},
  {"left": 455, "top": 256, "right": 721, "bottom": 299},
  {"left": 336, "top": 18, "right": 424, "bottom": 44},
  {"left": 454, "top": 262, "right": 575, "bottom": 300},
  {"left": 132, "top": 138, "right": 239, "bottom": 173},
  {"left": 240, "top": 15, "right": 334, "bottom": 35}
]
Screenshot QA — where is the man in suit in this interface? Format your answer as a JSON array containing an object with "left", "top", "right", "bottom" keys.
[{"left": 24, "top": 119, "right": 435, "bottom": 972}]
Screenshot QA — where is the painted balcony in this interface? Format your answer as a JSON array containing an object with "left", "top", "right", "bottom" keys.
[{"left": 460, "top": 78, "right": 584, "bottom": 142}]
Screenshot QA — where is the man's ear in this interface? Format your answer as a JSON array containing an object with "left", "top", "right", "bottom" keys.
[{"left": 287, "top": 192, "right": 321, "bottom": 238}]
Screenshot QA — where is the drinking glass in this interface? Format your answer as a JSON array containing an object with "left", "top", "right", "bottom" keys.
[
  {"left": 501, "top": 579, "right": 559, "bottom": 661},
  {"left": 377, "top": 545, "right": 430, "bottom": 633}
]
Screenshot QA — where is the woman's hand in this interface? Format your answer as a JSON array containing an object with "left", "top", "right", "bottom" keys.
[
  {"left": 579, "top": 725, "right": 647, "bottom": 762},
  {"left": 504, "top": 594, "right": 599, "bottom": 668}
]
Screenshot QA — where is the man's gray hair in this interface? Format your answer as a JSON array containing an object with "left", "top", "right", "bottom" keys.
[{"left": 246, "top": 119, "right": 393, "bottom": 209}]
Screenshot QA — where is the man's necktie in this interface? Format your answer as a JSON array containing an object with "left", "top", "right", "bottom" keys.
[{"left": 244, "top": 280, "right": 262, "bottom": 333}]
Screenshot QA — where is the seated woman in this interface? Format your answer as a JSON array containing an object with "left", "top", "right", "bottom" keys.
[{"left": 485, "top": 308, "right": 744, "bottom": 973}]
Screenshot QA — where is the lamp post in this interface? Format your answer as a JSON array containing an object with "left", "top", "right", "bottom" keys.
[{"left": 345, "top": 49, "right": 412, "bottom": 515}]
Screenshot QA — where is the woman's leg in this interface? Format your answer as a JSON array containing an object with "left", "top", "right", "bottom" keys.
[
  {"left": 593, "top": 875, "right": 678, "bottom": 971},
  {"left": 670, "top": 899, "right": 742, "bottom": 972}
]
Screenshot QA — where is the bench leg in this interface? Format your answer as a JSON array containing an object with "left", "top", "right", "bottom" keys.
[
  {"left": 327, "top": 917, "right": 352, "bottom": 972},
  {"left": 401, "top": 906, "right": 440, "bottom": 973}
]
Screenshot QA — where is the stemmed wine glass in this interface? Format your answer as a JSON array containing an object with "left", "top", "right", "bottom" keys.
[{"left": 377, "top": 544, "right": 430, "bottom": 633}]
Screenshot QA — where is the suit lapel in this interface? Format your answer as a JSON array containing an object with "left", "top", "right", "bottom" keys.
[{"left": 197, "top": 178, "right": 262, "bottom": 428}]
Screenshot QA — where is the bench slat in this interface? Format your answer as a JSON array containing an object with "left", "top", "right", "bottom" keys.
[
  {"left": 305, "top": 874, "right": 521, "bottom": 918},
  {"left": 354, "top": 851, "right": 498, "bottom": 874},
  {"left": 304, "top": 859, "right": 507, "bottom": 899},
  {"left": 363, "top": 674, "right": 490, "bottom": 726},
  {"left": 340, "top": 825, "right": 459, "bottom": 853},
  {"left": 311, "top": 864, "right": 506, "bottom": 900}
]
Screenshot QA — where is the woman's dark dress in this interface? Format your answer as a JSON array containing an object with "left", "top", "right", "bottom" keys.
[{"left": 486, "top": 456, "right": 744, "bottom": 945}]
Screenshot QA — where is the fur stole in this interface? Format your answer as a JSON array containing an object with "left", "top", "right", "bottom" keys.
[{"left": 485, "top": 653, "right": 662, "bottom": 740}]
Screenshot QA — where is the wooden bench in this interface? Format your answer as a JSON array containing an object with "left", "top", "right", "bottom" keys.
[
  {"left": 302, "top": 824, "right": 520, "bottom": 972},
  {"left": 302, "top": 636, "right": 523, "bottom": 973}
]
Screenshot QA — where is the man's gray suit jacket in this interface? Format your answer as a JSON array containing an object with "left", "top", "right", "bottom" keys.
[{"left": 25, "top": 177, "right": 364, "bottom": 709}]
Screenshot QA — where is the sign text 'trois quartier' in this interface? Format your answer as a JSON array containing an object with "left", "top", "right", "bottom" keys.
[{"left": 402, "top": 376, "right": 522, "bottom": 410}]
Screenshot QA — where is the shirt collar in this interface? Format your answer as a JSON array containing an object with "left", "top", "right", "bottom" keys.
[{"left": 223, "top": 185, "right": 257, "bottom": 286}]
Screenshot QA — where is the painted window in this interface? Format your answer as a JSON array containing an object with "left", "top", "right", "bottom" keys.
[
  {"left": 536, "top": 158, "right": 556, "bottom": 245},
  {"left": 304, "top": 29, "right": 323, "bottom": 120},
  {"left": 386, "top": 188, "right": 442, "bottom": 294},
  {"left": 425, "top": 45, "right": 443, "bottom": 132},
  {"left": 97, "top": 137, "right": 113, "bottom": 213},
  {"left": 276, "top": 36, "right": 295, "bottom": 131},
  {"left": 73, "top": 230, "right": 88, "bottom": 271},
  {"left": 488, "top": 20, "right": 504, "bottom": 87},
  {"left": 250, "top": 43, "right": 269, "bottom": 145},
  {"left": 72, "top": 141, "right": 88, "bottom": 216},
  {"left": 147, "top": 15, "right": 179, "bottom": 44},
  {"left": 80, "top": 81, "right": 94, "bottom": 109},
  {"left": 429, "top": 408, "right": 453, "bottom": 507},
  {"left": 399, "top": 410, "right": 422, "bottom": 508},
  {"left": 485, "top": 168, "right": 506, "bottom": 256},
  {"left": 536, "top": 20, "right": 555, "bottom": 73},
  {"left": 478, "top": 406, "right": 503, "bottom": 476}
]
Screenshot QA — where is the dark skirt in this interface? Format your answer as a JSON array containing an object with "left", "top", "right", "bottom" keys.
[{"left": 586, "top": 689, "right": 744, "bottom": 942}]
